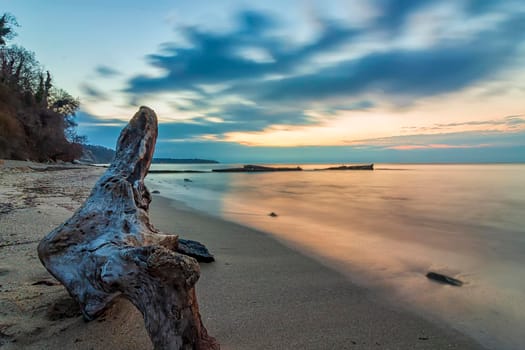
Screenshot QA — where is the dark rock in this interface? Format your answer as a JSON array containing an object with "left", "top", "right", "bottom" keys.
[
  {"left": 177, "top": 239, "right": 215, "bottom": 263},
  {"left": 317, "top": 164, "right": 373, "bottom": 171},
  {"left": 152, "top": 158, "right": 218, "bottom": 164},
  {"left": 152, "top": 190, "right": 160, "bottom": 194},
  {"left": 213, "top": 165, "right": 302, "bottom": 172},
  {"left": 0, "top": 203, "right": 14, "bottom": 215},
  {"left": 269, "top": 212, "right": 278, "bottom": 217},
  {"left": 46, "top": 296, "right": 82, "bottom": 321},
  {"left": 148, "top": 170, "right": 208, "bottom": 174},
  {"left": 0, "top": 328, "right": 13, "bottom": 346},
  {"left": 426, "top": 271, "right": 463, "bottom": 286},
  {"left": 184, "top": 178, "right": 192, "bottom": 182},
  {"left": 32, "top": 279, "right": 60, "bottom": 286}
]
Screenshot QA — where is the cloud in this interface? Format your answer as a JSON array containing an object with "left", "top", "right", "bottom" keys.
[
  {"left": 126, "top": 10, "right": 357, "bottom": 95},
  {"left": 346, "top": 129, "right": 525, "bottom": 150},
  {"left": 76, "top": 110, "right": 126, "bottom": 147},
  {"left": 403, "top": 115, "right": 525, "bottom": 132},
  {"left": 239, "top": 14, "right": 525, "bottom": 103},
  {"left": 76, "top": 110, "right": 126, "bottom": 127},
  {"left": 82, "top": 2, "right": 525, "bottom": 153},
  {"left": 505, "top": 115, "right": 525, "bottom": 125},
  {"left": 372, "top": 0, "right": 435, "bottom": 33},
  {"left": 126, "top": 3, "right": 525, "bottom": 99},
  {"left": 78, "top": 110, "right": 525, "bottom": 163},
  {"left": 80, "top": 83, "right": 108, "bottom": 100},
  {"left": 95, "top": 65, "right": 122, "bottom": 78},
  {"left": 387, "top": 143, "right": 491, "bottom": 150},
  {"left": 125, "top": 3, "right": 524, "bottom": 108},
  {"left": 151, "top": 103, "right": 315, "bottom": 142},
  {"left": 154, "top": 139, "right": 525, "bottom": 163}
]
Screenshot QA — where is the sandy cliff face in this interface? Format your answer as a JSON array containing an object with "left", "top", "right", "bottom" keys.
[{"left": 0, "top": 85, "right": 82, "bottom": 162}]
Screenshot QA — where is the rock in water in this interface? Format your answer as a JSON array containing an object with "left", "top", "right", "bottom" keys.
[
  {"left": 178, "top": 238, "right": 215, "bottom": 263},
  {"left": 426, "top": 272, "right": 463, "bottom": 286}
]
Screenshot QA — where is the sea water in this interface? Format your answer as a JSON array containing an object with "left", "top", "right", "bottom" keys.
[{"left": 147, "top": 163, "right": 525, "bottom": 350}]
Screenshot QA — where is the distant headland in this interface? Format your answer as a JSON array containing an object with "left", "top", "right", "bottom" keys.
[
  {"left": 80, "top": 147, "right": 220, "bottom": 165},
  {"left": 152, "top": 158, "right": 219, "bottom": 164}
]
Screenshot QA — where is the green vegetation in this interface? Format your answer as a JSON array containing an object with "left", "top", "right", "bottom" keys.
[{"left": 0, "top": 13, "right": 83, "bottom": 161}]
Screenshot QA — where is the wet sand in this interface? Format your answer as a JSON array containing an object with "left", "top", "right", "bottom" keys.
[{"left": 0, "top": 161, "right": 486, "bottom": 349}]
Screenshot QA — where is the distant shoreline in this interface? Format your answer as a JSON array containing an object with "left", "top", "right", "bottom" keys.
[{"left": 152, "top": 158, "right": 219, "bottom": 164}]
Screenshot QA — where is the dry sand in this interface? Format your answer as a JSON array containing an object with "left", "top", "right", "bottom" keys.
[{"left": 0, "top": 161, "right": 486, "bottom": 349}]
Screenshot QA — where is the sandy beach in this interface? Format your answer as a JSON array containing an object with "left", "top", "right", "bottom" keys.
[{"left": 0, "top": 161, "right": 486, "bottom": 349}]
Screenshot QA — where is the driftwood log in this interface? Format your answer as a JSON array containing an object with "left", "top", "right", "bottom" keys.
[{"left": 38, "top": 107, "right": 219, "bottom": 349}]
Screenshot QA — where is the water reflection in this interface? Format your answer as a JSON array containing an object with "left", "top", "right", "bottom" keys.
[{"left": 148, "top": 164, "right": 525, "bottom": 350}]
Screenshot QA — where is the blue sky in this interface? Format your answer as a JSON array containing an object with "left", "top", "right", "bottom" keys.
[{"left": 3, "top": 0, "right": 525, "bottom": 162}]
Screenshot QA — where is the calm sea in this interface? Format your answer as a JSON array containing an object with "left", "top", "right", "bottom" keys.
[{"left": 147, "top": 163, "right": 525, "bottom": 350}]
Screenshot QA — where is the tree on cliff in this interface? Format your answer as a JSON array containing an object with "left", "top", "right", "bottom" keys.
[
  {"left": 0, "top": 13, "right": 83, "bottom": 161},
  {"left": 0, "top": 13, "right": 18, "bottom": 45}
]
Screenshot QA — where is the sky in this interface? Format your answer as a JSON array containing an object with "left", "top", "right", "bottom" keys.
[{"left": 3, "top": 0, "right": 525, "bottom": 163}]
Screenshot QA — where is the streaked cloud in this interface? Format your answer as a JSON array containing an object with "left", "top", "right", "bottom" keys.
[
  {"left": 73, "top": 1, "right": 525, "bottom": 161},
  {"left": 95, "top": 65, "right": 122, "bottom": 78},
  {"left": 387, "top": 144, "right": 492, "bottom": 151},
  {"left": 346, "top": 130, "right": 525, "bottom": 150},
  {"left": 80, "top": 83, "right": 108, "bottom": 100},
  {"left": 403, "top": 115, "right": 525, "bottom": 133}
]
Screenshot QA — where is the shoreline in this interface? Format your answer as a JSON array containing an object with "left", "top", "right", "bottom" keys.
[
  {"left": 150, "top": 193, "right": 486, "bottom": 349},
  {"left": 0, "top": 163, "right": 486, "bottom": 349}
]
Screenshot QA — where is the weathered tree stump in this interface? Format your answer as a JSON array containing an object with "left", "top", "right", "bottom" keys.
[{"left": 38, "top": 107, "right": 219, "bottom": 350}]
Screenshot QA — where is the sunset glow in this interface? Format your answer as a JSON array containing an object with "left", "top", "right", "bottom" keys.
[{"left": 4, "top": 0, "right": 525, "bottom": 162}]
